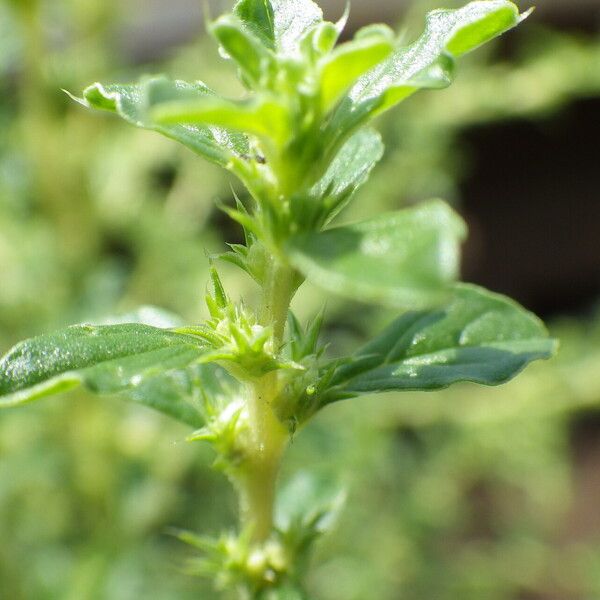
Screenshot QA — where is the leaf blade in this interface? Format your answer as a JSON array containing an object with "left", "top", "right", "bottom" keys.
[
  {"left": 153, "top": 94, "right": 289, "bottom": 150},
  {"left": 330, "top": 284, "right": 557, "bottom": 398},
  {"left": 71, "top": 77, "right": 250, "bottom": 166},
  {"left": 319, "top": 31, "right": 394, "bottom": 112},
  {"left": 233, "top": 0, "right": 276, "bottom": 50},
  {"left": 330, "top": 0, "right": 524, "bottom": 135},
  {"left": 0, "top": 324, "right": 207, "bottom": 413},
  {"left": 125, "top": 363, "right": 231, "bottom": 428},
  {"left": 210, "top": 14, "right": 275, "bottom": 87},
  {"left": 271, "top": 0, "right": 323, "bottom": 55},
  {"left": 312, "top": 127, "right": 384, "bottom": 225},
  {"left": 286, "top": 200, "right": 466, "bottom": 308}
]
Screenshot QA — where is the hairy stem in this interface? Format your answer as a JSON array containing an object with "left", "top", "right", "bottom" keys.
[
  {"left": 239, "top": 258, "right": 298, "bottom": 542},
  {"left": 240, "top": 375, "right": 287, "bottom": 542},
  {"left": 259, "top": 256, "right": 299, "bottom": 347}
]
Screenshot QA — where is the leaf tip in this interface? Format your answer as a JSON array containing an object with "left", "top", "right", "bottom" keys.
[
  {"left": 336, "top": 2, "right": 351, "bottom": 34},
  {"left": 520, "top": 6, "right": 536, "bottom": 22},
  {"left": 62, "top": 88, "right": 87, "bottom": 107}
]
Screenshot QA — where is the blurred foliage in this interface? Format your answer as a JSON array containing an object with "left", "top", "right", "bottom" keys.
[{"left": 1, "top": 0, "right": 599, "bottom": 598}]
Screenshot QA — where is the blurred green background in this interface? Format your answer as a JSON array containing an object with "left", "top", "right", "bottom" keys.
[{"left": 1, "top": 0, "right": 600, "bottom": 598}]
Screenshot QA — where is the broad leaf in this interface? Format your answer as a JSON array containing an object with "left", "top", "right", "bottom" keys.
[
  {"left": 328, "top": 284, "right": 557, "bottom": 399},
  {"left": 69, "top": 77, "right": 249, "bottom": 166},
  {"left": 330, "top": 1, "right": 525, "bottom": 134},
  {"left": 286, "top": 200, "right": 466, "bottom": 308},
  {"left": 0, "top": 324, "right": 209, "bottom": 410},
  {"left": 311, "top": 127, "right": 384, "bottom": 225}
]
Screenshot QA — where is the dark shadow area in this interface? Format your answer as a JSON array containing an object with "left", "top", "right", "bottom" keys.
[{"left": 460, "top": 97, "right": 600, "bottom": 319}]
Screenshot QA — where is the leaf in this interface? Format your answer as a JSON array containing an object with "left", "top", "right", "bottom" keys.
[
  {"left": 270, "top": 0, "right": 323, "bottom": 55},
  {"left": 210, "top": 14, "right": 275, "bottom": 87},
  {"left": 286, "top": 200, "right": 466, "bottom": 308},
  {"left": 233, "top": 0, "right": 276, "bottom": 50},
  {"left": 152, "top": 94, "right": 289, "bottom": 150},
  {"left": 311, "top": 127, "right": 384, "bottom": 225},
  {"left": 125, "top": 366, "right": 205, "bottom": 428},
  {"left": 69, "top": 77, "right": 249, "bottom": 166},
  {"left": 319, "top": 26, "right": 394, "bottom": 112},
  {"left": 0, "top": 324, "right": 209, "bottom": 410},
  {"left": 234, "top": 0, "right": 324, "bottom": 57},
  {"left": 329, "top": 284, "right": 557, "bottom": 399},
  {"left": 276, "top": 471, "right": 346, "bottom": 537},
  {"left": 274, "top": 471, "right": 346, "bottom": 586},
  {"left": 126, "top": 363, "right": 239, "bottom": 428},
  {"left": 330, "top": 1, "right": 525, "bottom": 133}
]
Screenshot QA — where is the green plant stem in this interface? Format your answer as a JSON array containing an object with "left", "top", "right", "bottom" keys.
[
  {"left": 259, "top": 257, "right": 299, "bottom": 346},
  {"left": 240, "top": 374, "right": 287, "bottom": 542},
  {"left": 238, "top": 258, "right": 298, "bottom": 543}
]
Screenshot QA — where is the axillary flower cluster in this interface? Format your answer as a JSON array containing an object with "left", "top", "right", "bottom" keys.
[{"left": 0, "top": 1, "right": 555, "bottom": 597}]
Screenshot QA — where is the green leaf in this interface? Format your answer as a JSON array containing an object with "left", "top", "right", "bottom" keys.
[
  {"left": 152, "top": 94, "right": 289, "bottom": 150},
  {"left": 270, "top": 0, "right": 323, "bottom": 55},
  {"left": 329, "top": 284, "right": 557, "bottom": 398},
  {"left": 210, "top": 14, "right": 275, "bottom": 87},
  {"left": 276, "top": 471, "right": 346, "bottom": 537},
  {"left": 125, "top": 366, "right": 206, "bottom": 428},
  {"left": 309, "top": 21, "right": 340, "bottom": 56},
  {"left": 311, "top": 128, "right": 384, "bottom": 225},
  {"left": 126, "top": 363, "right": 238, "bottom": 428},
  {"left": 233, "top": 0, "right": 276, "bottom": 50},
  {"left": 69, "top": 77, "right": 249, "bottom": 166},
  {"left": 319, "top": 26, "right": 394, "bottom": 112},
  {"left": 231, "top": 0, "right": 325, "bottom": 57},
  {"left": 0, "top": 324, "right": 208, "bottom": 410},
  {"left": 330, "top": 1, "right": 524, "bottom": 133},
  {"left": 286, "top": 200, "right": 466, "bottom": 308}
]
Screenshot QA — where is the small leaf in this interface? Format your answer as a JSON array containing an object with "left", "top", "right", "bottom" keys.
[
  {"left": 276, "top": 471, "right": 346, "bottom": 536},
  {"left": 70, "top": 77, "right": 249, "bottom": 166},
  {"left": 233, "top": 0, "right": 276, "bottom": 50},
  {"left": 329, "top": 1, "right": 524, "bottom": 135},
  {"left": 270, "top": 0, "right": 323, "bottom": 55},
  {"left": 311, "top": 127, "right": 384, "bottom": 225},
  {"left": 310, "top": 21, "right": 340, "bottom": 56},
  {"left": 0, "top": 324, "right": 209, "bottom": 410},
  {"left": 153, "top": 94, "right": 289, "bottom": 150},
  {"left": 329, "top": 284, "right": 557, "bottom": 399},
  {"left": 286, "top": 200, "right": 466, "bottom": 308},
  {"left": 210, "top": 14, "right": 275, "bottom": 87},
  {"left": 319, "top": 26, "right": 394, "bottom": 112},
  {"left": 127, "top": 363, "right": 239, "bottom": 428},
  {"left": 209, "top": 265, "right": 229, "bottom": 309},
  {"left": 126, "top": 367, "right": 205, "bottom": 427}
]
